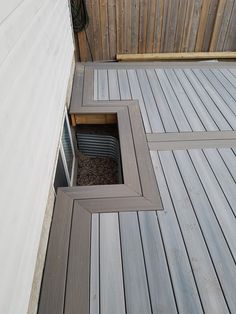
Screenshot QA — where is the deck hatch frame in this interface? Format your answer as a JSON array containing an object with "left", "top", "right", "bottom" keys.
[
  {"left": 62, "top": 102, "right": 162, "bottom": 212},
  {"left": 38, "top": 104, "right": 163, "bottom": 314}
]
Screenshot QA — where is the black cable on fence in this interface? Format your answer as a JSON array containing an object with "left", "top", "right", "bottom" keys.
[
  {"left": 70, "top": 0, "right": 93, "bottom": 61},
  {"left": 71, "top": 0, "right": 89, "bottom": 33}
]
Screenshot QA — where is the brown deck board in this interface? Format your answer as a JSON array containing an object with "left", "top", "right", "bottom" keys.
[
  {"left": 64, "top": 202, "right": 91, "bottom": 314},
  {"left": 38, "top": 191, "right": 74, "bottom": 314}
]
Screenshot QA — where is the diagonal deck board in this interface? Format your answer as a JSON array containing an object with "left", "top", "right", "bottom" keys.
[
  {"left": 146, "top": 69, "right": 178, "bottom": 132},
  {"left": 174, "top": 149, "right": 236, "bottom": 311},
  {"left": 155, "top": 69, "right": 192, "bottom": 132},
  {"left": 189, "top": 149, "right": 236, "bottom": 260},
  {"left": 211, "top": 69, "right": 236, "bottom": 101},
  {"left": 218, "top": 148, "right": 236, "bottom": 181},
  {"left": 183, "top": 69, "right": 232, "bottom": 130},
  {"left": 136, "top": 69, "right": 164, "bottom": 133},
  {"left": 158, "top": 150, "right": 229, "bottom": 313},
  {"left": 138, "top": 211, "right": 177, "bottom": 313},
  {"left": 94, "top": 64, "right": 236, "bottom": 134},
  {"left": 164, "top": 69, "right": 205, "bottom": 132},
  {"left": 174, "top": 69, "right": 219, "bottom": 131},
  {"left": 88, "top": 147, "right": 236, "bottom": 313},
  {"left": 127, "top": 69, "right": 151, "bottom": 132}
]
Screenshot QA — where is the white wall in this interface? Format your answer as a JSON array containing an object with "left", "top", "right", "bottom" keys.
[{"left": 0, "top": 0, "right": 74, "bottom": 312}]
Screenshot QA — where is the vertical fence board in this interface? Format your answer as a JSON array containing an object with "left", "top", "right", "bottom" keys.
[
  {"left": 131, "top": 0, "right": 139, "bottom": 53},
  {"left": 164, "top": 0, "right": 179, "bottom": 52},
  {"left": 195, "top": 0, "right": 212, "bottom": 51},
  {"left": 124, "top": 0, "right": 132, "bottom": 53},
  {"left": 223, "top": 0, "right": 236, "bottom": 50},
  {"left": 116, "top": 0, "right": 124, "bottom": 53},
  {"left": 160, "top": 0, "right": 169, "bottom": 52},
  {"left": 85, "top": 0, "right": 94, "bottom": 61},
  {"left": 210, "top": 0, "right": 227, "bottom": 51},
  {"left": 188, "top": 0, "right": 203, "bottom": 51},
  {"left": 91, "top": 0, "right": 102, "bottom": 60},
  {"left": 216, "top": 0, "right": 235, "bottom": 50},
  {"left": 78, "top": 31, "right": 89, "bottom": 61},
  {"left": 139, "top": 0, "right": 149, "bottom": 53},
  {"left": 100, "top": 0, "right": 110, "bottom": 59},
  {"left": 174, "top": 0, "right": 188, "bottom": 52},
  {"left": 146, "top": 0, "right": 157, "bottom": 52},
  {"left": 202, "top": 0, "right": 220, "bottom": 51},
  {"left": 181, "top": 1, "right": 195, "bottom": 51},
  {"left": 77, "top": 0, "right": 236, "bottom": 61},
  {"left": 108, "top": 0, "right": 117, "bottom": 59},
  {"left": 153, "top": 0, "right": 164, "bottom": 52}
]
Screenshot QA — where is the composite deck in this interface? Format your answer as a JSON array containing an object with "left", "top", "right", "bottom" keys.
[
  {"left": 39, "top": 62, "right": 236, "bottom": 314},
  {"left": 94, "top": 67, "right": 236, "bottom": 134},
  {"left": 90, "top": 148, "right": 236, "bottom": 314}
]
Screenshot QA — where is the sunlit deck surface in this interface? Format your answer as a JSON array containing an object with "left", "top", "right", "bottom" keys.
[{"left": 39, "top": 62, "right": 236, "bottom": 314}]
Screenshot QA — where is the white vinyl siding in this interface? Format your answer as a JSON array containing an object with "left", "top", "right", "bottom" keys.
[{"left": 0, "top": 0, "right": 74, "bottom": 313}]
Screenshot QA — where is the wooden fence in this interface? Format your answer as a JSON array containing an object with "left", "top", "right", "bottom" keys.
[{"left": 75, "top": 0, "right": 236, "bottom": 61}]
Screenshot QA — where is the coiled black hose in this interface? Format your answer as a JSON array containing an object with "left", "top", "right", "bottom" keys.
[{"left": 71, "top": 0, "right": 89, "bottom": 33}]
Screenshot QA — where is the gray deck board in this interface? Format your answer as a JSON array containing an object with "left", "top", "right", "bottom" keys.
[
  {"left": 192, "top": 69, "right": 236, "bottom": 129},
  {"left": 90, "top": 64, "right": 236, "bottom": 314},
  {"left": 118, "top": 69, "right": 132, "bottom": 100},
  {"left": 98, "top": 69, "right": 109, "bottom": 100},
  {"left": 151, "top": 151, "right": 204, "bottom": 314},
  {"left": 211, "top": 69, "right": 236, "bottom": 102},
  {"left": 158, "top": 150, "right": 229, "bottom": 313},
  {"left": 119, "top": 212, "right": 152, "bottom": 314},
  {"left": 108, "top": 69, "right": 120, "bottom": 100},
  {"left": 90, "top": 214, "right": 99, "bottom": 314},
  {"left": 41, "top": 62, "right": 236, "bottom": 314},
  {"left": 127, "top": 69, "right": 151, "bottom": 132},
  {"left": 95, "top": 65, "right": 236, "bottom": 133},
  {"left": 94, "top": 69, "right": 98, "bottom": 101},
  {"left": 146, "top": 69, "right": 178, "bottom": 132},
  {"left": 87, "top": 147, "right": 236, "bottom": 314},
  {"left": 174, "top": 149, "right": 236, "bottom": 312},
  {"left": 138, "top": 211, "right": 177, "bottom": 313},
  {"left": 164, "top": 69, "right": 205, "bottom": 132},
  {"left": 136, "top": 69, "right": 164, "bottom": 133},
  {"left": 183, "top": 69, "right": 232, "bottom": 131},
  {"left": 203, "top": 148, "right": 236, "bottom": 216},
  {"left": 218, "top": 148, "right": 236, "bottom": 181},
  {"left": 174, "top": 69, "right": 219, "bottom": 131},
  {"left": 100, "top": 213, "right": 126, "bottom": 314},
  {"left": 229, "top": 68, "right": 236, "bottom": 78},
  {"left": 220, "top": 69, "right": 236, "bottom": 88},
  {"left": 155, "top": 69, "right": 192, "bottom": 132},
  {"left": 189, "top": 149, "right": 236, "bottom": 260},
  {"left": 201, "top": 69, "right": 236, "bottom": 116}
]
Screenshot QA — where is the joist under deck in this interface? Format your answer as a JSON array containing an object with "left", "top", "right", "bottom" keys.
[{"left": 39, "top": 61, "right": 236, "bottom": 314}]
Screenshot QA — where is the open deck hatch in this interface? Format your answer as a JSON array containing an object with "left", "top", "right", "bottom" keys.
[{"left": 75, "top": 113, "right": 123, "bottom": 185}]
